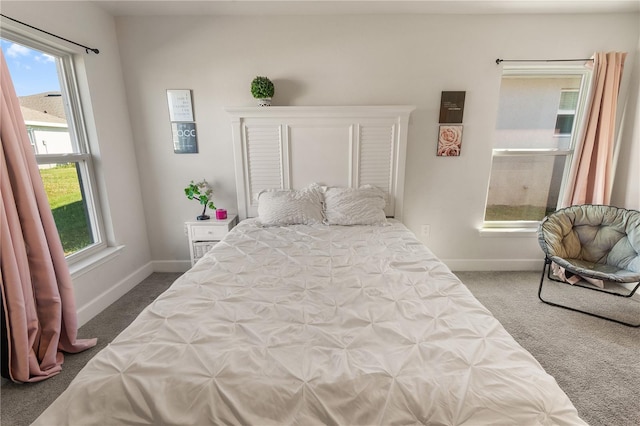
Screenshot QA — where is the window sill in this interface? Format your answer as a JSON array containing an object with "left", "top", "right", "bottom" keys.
[
  {"left": 478, "top": 227, "right": 538, "bottom": 238},
  {"left": 69, "top": 245, "right": 125, "bottom": 279}
]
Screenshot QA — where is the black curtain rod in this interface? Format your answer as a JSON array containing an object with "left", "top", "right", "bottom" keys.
[
  {"left": 0, "top": 14, "right": 99, "bottom": 54},
  {"left": 496, "top": 58, "right": 592, "bottom": 64}
]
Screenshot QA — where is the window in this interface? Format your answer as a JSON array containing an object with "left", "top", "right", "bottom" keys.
[
  {"left": 554, "top": 89, "right": 579, "bottom": 136},
  {"left": 2, "top": 32, "right": 105, "bottom": 262},
  {"left": 484, "top": 66, "right": 592, "bottom": 226}
]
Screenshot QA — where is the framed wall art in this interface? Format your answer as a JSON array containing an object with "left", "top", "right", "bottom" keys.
[
  {"left": 439, "top": 91, "right": 466, "bottom": 124},
  {"left": 437, "top": 125, "right": 463, "bottom": 157},
  {"left": 166, "top": 89, "right": 194, "bottom": 122},
  {"left": 172, "top": 122, "right": 198, "bottom": 154},
  {"left": 167, "top": 89, "right": 198, "bottom": 153}
]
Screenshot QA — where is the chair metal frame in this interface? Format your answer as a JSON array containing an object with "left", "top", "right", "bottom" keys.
[{"left": 538, "top": 257, "right": 640, "bottom": 327}]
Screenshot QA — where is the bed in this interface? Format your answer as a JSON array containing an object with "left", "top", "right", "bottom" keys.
[{"left": 33, "top": 106, "right": 585, "bottom": 425}]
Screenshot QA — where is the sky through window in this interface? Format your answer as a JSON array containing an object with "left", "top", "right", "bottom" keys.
[{"left": 1, "top": 39, "right": 60, "bottom": 96}]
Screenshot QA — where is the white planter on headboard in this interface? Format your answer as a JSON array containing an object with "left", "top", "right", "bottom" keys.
[{"left": 226, "top": 106, "right": 415, "bottom": 221}]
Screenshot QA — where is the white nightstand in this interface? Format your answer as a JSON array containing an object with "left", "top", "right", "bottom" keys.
[{"left": 185, "top": 215, "right": 238, "bottom": 266}]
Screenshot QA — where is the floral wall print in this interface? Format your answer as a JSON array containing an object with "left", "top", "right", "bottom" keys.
[{"left": 437, "top": 125, "right": 463, "bottom": 156}]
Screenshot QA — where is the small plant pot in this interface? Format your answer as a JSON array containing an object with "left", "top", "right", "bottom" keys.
[
  {"left": 257, "top": 98, "right": 271, "bottom": 107},
  {"left": 197, "top": 215, "right": 210, "bottom": 221}
]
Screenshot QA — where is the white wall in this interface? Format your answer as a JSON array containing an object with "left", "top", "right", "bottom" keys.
[
  {"left": 116, "top": 13, "right": 639, "bottom": 271},
  {"left": 2, "top": 2, "right": 153, "bottom": 324},
  {"left": 1, "top": 5, "right": 637, "bottom": 325},
  {"left": 612, "top": 31, "right": 640, "bottom": 211}
]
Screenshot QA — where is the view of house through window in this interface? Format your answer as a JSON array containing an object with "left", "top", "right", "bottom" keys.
[
  {"left": 2, "top": 36, "right": 102, "bottom": 258},
  {"left": 484, "top": 67, "right": 591, "bottom": 223},
  {"left": 554, "top": 89, "right": 579, "bottom": 136}
]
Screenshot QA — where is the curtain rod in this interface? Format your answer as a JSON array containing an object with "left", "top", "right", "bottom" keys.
[
  {"left": 496, "top": 58, "right": 592, "bottom": 65},
  {"left": 0, "top": 14, "right": 99, "bottom": 54}
]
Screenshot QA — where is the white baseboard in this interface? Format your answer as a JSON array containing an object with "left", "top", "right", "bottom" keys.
[
  {"left": 151, "top": 260, "right": 191, "bottom": 273},
  {"left": 76, "top": 262, "right": 154, "bottom": 327},
  {"left": 443, "top": 258, "right": 545, "bottom": 272}
]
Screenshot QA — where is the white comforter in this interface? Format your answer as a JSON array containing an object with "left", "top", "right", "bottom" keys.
[{"left": 34, "top": 220, "right": 585, "bottom": 425}]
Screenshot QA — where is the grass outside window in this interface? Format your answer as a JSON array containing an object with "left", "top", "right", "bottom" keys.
[
  {"left": 40, "top": 164, "right": 93, "bottom": 256},
  {"left": 485, "top": 205, "right": 556, "bottom": 221}
]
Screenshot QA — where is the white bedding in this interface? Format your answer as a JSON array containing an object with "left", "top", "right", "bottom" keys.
[{"left": 34, "top": 219, "right": 585, "bottom": 425}]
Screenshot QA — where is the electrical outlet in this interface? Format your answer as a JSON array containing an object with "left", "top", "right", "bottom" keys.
[{"left": 421, "top": 224, "right": 430, "bottom": 238}]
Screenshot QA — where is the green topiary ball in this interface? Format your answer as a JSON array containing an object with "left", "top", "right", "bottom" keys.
[{"left": 251, "top": 76, "right": 274, "bottom": 99}]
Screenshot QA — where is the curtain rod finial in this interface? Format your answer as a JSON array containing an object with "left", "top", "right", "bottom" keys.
[{"left": 496, "top": 58, "right": 503, "bottom": 65}]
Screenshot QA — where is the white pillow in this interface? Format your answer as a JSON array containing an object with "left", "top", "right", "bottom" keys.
[
  {"left": 257, "top": 184, "right": 325, "bottom": 226},
  {"left": 324, "top": 185, "right": 387, "bottom": 225}
]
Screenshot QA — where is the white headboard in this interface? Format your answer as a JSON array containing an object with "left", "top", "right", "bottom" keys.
[{"left": 227, "top": 106, "right": 415, "bottom": 221}]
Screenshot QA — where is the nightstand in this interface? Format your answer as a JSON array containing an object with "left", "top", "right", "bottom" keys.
[{"left": 185, "top": 215, "right": 238, "bottom": 266}]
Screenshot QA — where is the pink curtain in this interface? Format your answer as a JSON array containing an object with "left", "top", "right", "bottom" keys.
[
  {"left": 562, "top": 52, "right": 627, "bottom": 206},
  {"left": 1, "top": 51, "right": 96, "bottom": 383}
]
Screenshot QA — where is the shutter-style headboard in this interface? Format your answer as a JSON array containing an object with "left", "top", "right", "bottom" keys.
[{"left": 227, "top": 106, "right": 414, "bottom": 221}]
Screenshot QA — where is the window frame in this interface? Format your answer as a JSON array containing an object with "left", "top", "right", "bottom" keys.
[
  {"left": 483, "top": 65, "right": 593, "bottom": 230},
  {"left": 2, "top": 29, "right": 107, "bottom": 264}
]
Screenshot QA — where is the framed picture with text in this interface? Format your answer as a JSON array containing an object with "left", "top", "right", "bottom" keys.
[
  {"left": 172, "top": 122, "right": 198, "bottom": 154},
  {"left": 439, "top": 91, "right": 466, "bottom": 124},
  {"left": 166, "top": 89, "right": 194, "bottom": 122}
]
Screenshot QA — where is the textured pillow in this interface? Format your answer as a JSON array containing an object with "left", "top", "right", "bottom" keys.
[
  {"left": 257, "top": 184, "right": 324, "bottom": 226},
  {"left": 324, "top": 185, "right": 387, "bottom": 225}
]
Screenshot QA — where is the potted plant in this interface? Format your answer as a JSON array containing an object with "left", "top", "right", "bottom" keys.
[
  {"left": 184, "top": 179, "right": 216, "bottom": 220},
  {"left": 250, "top": 76, "right": 274, "bottom": 106}
]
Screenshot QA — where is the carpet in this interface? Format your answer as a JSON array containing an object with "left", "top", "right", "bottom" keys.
[{"left": 456, "top": 270, "right": 640, "bottom": 426}]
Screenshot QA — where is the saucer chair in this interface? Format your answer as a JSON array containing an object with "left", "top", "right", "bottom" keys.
[{"left": 537, "top": 204, "right": 640, "bottom": 327}]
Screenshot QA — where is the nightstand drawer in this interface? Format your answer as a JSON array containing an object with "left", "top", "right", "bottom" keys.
[{"left": 191, "top": 226, "right": 227, "bottom": 241}]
